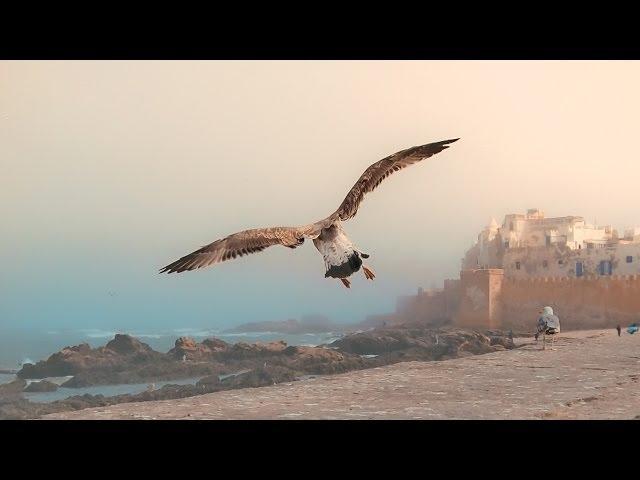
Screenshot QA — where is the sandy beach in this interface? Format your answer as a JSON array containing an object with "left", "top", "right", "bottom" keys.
[{"left": 43, "top": 329, "right": 640, "bottom": 420}]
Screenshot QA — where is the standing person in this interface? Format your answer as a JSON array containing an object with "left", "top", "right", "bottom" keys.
[{"left": 616, "top": 325, "right": 622, "bottom": 337}]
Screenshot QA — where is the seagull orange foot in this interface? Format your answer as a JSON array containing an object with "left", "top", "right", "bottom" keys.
[{"left": 363, "top": 265, "right": 376, "bottom": 280}]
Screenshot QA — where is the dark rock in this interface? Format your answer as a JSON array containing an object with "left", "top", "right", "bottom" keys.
[
  {"left": 61, "top": 361, "right": 222, "bottom": 388},
  {"left": 488, "top": 335, "right": 514, "bottom": 348},
  {"left": 202, "top": 337, "right": 230, "bottom": 351},
  {"left": 61, "top": 374, "right": 96, "bottom": 388},
  {"left": 0, "top": 399, "right": 34, "bottom": 419},
  {"left": 280, "top": 345, "right": 364, "bottom": 374},
  {"left": 168, "top": 336, "right": 231, "bottom": 361},
  {"left": 223, "top": 340, "right": 288, "bottom": 360},
  {"left": 221, "top": 366, "right": 297, "bottom": 388},
  {"left": 67, "top": 343, "right": 92, "bottom": 354},
  {"left": 329, "top": 327, "right": 514, "bottom": 362},
  {"left": 0, "top": 378, "right": 27, "bottom": 397},
  {"left": 168, "top": 336, "right": 206, "bottom": 360},
  {"left": 105, "top": 334, "right": 154, "bottom": 355},
  {"left": 196, "top": 374, "right": 221, "bottom": 388},
  {"left": 18, "top": 334, "right": 162, "bottom": 380},
  {"left": 175, "top": 336, "right": 198, "bottom": 349},
  {"left": 330, "top": 331, "right": 410, "bottom": 355},
  {"left": 283, "top": 345, "right": 343, "bottom": 360},
  {"left": 24, "top": 380, "right": 59, "bottom": 392},
  {"left": 18, "top": 350, "right": 82, "bottom": 379}
]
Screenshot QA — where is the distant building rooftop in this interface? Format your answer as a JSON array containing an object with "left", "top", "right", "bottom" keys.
[{"left": 463, "top": 209, "right": 640, "bottom": 278}]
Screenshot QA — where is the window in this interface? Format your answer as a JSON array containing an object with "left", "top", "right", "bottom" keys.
[
  {"left": 576, "top": 261, "right": 584, "bottom": 277},
  {"left": 542, "top": 260, "right": 548, "bottom": 268},
  {"left": 515, "top": 261, "right": 521, "bottom": 270},
  {"left": 599, "top": 260, "right": 613, "bottom": 276},
  {"left": 627, "top": 256, "right": 633, "bottom": 263}
]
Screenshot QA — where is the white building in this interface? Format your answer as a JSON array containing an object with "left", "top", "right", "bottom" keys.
[{"left": 462, "top": 209, "right": 640, "bottom": 278}]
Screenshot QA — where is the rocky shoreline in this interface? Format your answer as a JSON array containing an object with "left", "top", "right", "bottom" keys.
[{"left": 0, "top": 327, "right": 515, "bottom": 419}]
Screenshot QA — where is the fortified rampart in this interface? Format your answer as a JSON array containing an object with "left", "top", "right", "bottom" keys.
[
  {"left": 499, "top": 273, "right": 640, "bottom": 330},
  {"left": 454, "top": 268, "right": 640, "bottom": 330}
]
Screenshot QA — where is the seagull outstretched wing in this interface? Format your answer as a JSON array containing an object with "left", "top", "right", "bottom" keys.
[{"left": 328, "top": 138, "right": 459, "bottom": 222}]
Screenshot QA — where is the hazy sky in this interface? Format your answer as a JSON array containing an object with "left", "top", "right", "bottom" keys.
[{"left": 2, "top": 60, "right": 640, "bottom": 331}]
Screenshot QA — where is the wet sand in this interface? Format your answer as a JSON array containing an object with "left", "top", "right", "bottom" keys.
[{"left": 44, "top": 329, "right": 640, "bottom": 420}]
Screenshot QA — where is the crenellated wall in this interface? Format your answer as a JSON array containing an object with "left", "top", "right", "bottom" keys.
[
  {"left": 386, "top": 267, "right": 640, "bottom": 332},
  {"left": 451, "top": 268, "right": 640, "bottom": 330},
  {"left": 499, "top": 274, "right": 640, "bottom": 330}
]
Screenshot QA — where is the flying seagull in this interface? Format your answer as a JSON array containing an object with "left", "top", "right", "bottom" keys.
[{"left": 160, "top": 138, "right": 459, "bottom": 288}]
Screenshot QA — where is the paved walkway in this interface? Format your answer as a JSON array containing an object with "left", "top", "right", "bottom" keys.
[{"left": 44, "top": 329, "right": 640, "bottom": 420}]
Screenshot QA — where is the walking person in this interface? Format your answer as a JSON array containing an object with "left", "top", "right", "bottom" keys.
[{"left": 616, "top": 325, "right": 621, "bottom": 337}]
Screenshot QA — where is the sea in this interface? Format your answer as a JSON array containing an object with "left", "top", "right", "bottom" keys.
[{"left": 0, "top": 327, "right": 346, "bottom": 404}]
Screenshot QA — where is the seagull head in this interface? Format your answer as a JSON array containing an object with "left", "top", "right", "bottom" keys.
[{"left": 539, "top": 306, "right": 554, "bottom": 315}]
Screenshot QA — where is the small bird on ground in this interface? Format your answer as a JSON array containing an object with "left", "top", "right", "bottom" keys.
[
  {"left": 536, "top": 306, "right": 560, "bottom": 350},
  {"left": 160, "top": 139, "right": 459, "bottom": 288}
]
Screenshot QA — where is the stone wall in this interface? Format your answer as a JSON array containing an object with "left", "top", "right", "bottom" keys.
[
  {"left": 455, "top": 269, "right": 503, "bottom": 329},
  {"left": 499, "top": 274, "right": 640, "bottom": 330},
  {"left": 395, "top": 279, "right": 461, "bottom": 326},
  {"left": 387, "top": 265, "right": 640, "bottom": 331},
  {"left": 453, "top": 268, "right": 640, "bottom": 331}
]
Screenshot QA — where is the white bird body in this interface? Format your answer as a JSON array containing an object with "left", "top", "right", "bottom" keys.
[
  {"left": 313, "top": 223, "right": 362, "bottom": 279},
  {"left": 536, "top": 305, "right": 560, "bottom": 350}
]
